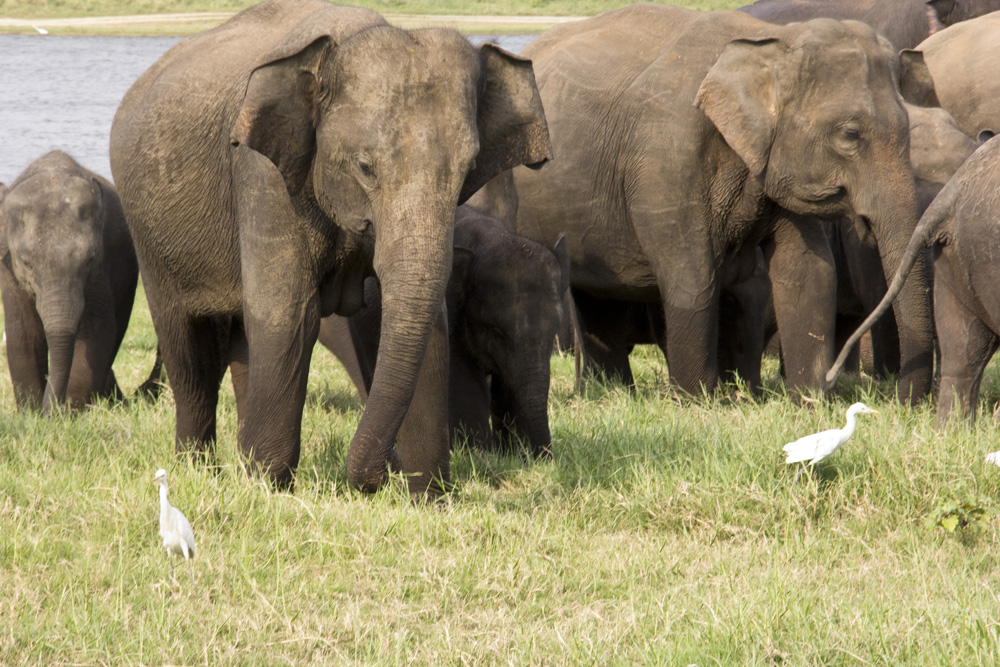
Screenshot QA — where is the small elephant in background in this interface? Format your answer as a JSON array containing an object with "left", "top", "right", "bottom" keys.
[
  {"left": 318, "top": 206, "right": 570, "bottom": 458},
  {"left": 0, "top": 151, "right": 139, "bottom": 411}
]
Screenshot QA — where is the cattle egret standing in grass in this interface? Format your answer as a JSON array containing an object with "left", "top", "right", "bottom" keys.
[
  {"left": 784, "top": 402, "right": 880, "bottom": 467},
  {"left": 153, "top": 468, "right": 195, "bottom": 583}
]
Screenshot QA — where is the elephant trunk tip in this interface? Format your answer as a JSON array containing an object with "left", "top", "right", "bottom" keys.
[{"left": 348, "top": 446, "right": 404, "bottom": 494}]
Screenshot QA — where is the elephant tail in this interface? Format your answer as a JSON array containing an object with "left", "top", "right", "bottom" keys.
[{"left": 824, "top": 179, "right": 957, "bottom": 391}]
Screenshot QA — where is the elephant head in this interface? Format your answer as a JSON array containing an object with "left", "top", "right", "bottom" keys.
[
  {"left": 695, "top": 20, "right": 937, "bottom": 401},
  {"left": 231, "top": 26, "right": 551, "bottom": 491},
  {"left": 0, "top": 159, "right": 105, "bottom": 412}
]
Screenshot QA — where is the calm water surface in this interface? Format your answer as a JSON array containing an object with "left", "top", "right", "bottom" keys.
[{"left": 0, "top": 33, "right": 535, "bottom": 184}]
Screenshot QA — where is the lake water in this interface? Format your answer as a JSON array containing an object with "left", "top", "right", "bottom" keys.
[{"left": 0, "top": 32, "right": 536, "bottom": 184}]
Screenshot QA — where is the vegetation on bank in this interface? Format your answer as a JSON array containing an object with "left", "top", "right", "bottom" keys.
[
  {"left": 0, "top": 0, "right": 746, "bottom": 19},
  {"left": 3, "top": 284, "right": 1000, "bottom": 664}
]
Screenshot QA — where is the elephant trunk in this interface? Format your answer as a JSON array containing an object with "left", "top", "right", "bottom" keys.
[
  {"left": 509, "top": 367, "right": 553, "bottom": 458},
  {"left": 826, "top": 175, "right": 941, "bottom": 402},
  {"left": 346, "top": 200, "right": 454, "bottom": 493},
  {"left": 40, "top": 329, "right": 77, "bottom": 413}
]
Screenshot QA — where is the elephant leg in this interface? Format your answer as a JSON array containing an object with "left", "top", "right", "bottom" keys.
[
  {"left": 65, "top": 296, "right": 120, "bottom": 408},
  {"left": 934, "top": 273, "right": 997, "bottom": 427},
  {"left": 571, "top": 290, "right": 637, "bottom": 387},
  {"left": 0, "top": 280, "right": 47, "bottom": 409},
  {"left": 317, "top": 315, "right": 368, "bottom": 401},
  {"left": 765, "top": 215, "right": 836, "bottom": 397},
  {"left": 834, "top": 315, "right": 862, "bottom": 375},
  {"left": 394, "top": 305, "right": 451, "bottom": 497},
  {"left": 449, "top": 351, "right": 492, "bottom": 449}
]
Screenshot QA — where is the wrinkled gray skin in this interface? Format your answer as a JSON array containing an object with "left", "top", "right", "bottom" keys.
[
  {"left": 0, "top": 151, "right": 138, "bottom": 412},
  {"left": 909, "top": 12, "right": 1000, "bottom": 139},
  {"left": 740, "top": 0, "right": 1000, "bottom": 49},
  {"left": 483, "top": 5, "right": 936, "bottom": 404},
  {"left": 109, "top": 0, "right": 550, "bottom": 493},
  {"left": 830, "top": 137, "right": 1000, "bottom": 426},
  {"left": 318, "top": 206, "right": 569, "bottom": 458},
  {"left": 814, "top": 103, "right": 980, "bottom": 376}
]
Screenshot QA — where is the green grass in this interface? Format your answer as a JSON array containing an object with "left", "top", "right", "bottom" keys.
[{"left": 4, "top": 286, "right": 1000, "bottom": 664}]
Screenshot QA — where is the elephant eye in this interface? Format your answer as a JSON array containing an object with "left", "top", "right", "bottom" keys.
[
  {"left": 352, "top": 153, "right": 378, "bottom": 186},
  {"left": 359, "top": 161, "right": 376, "bottom": 179}
]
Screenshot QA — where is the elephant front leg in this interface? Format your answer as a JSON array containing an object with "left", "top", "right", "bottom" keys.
[
  {"left": 239, "top": 297, "right": 320, "bottom": 489},
  {"left": 0, "top": 277, "right": 47, "bottom": 409},
  {"left": 765, "top": 215, "right": 836, "bottom": 398}
]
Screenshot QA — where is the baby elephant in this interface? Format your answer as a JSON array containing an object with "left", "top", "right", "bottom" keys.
[
  {"left": 0, "top": 151, "right": 138, "bottom": 411},
  {"left": 318, "top": 206, "right": 570, "bottom": 457}
]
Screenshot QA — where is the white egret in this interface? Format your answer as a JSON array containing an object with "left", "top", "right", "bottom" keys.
[
  {"left": 784, "top": 402, "right": 880, "bottom": 467},
  {"left": 153, "top": 468, "right": 196, "bottom": 583},
  {"left": 985, "top": 451, "right": 1000, "bottom": 467},
  {"left": 32, "top": 25, "right": 48, "bottom": 35}
]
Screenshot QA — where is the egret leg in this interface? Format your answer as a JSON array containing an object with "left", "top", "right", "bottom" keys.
[{"left": 187, "top": 557, "right": 194, "bottom": 584}]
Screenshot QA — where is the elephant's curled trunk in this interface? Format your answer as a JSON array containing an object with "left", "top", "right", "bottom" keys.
[{"left": 346, "top": 204, "right": 453, "bottom": 494}]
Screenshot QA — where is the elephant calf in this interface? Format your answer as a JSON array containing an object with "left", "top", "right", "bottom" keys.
[
  {"left": 318, "top": 206, "right": 570, "bottom": 457},
  {"left": 0, "top": 151, "right": 138, "bottom": 411}
]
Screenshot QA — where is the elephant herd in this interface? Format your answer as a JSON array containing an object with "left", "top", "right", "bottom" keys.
[{"left": 4, "top": 0, "right": 1000, "bottom": 497}]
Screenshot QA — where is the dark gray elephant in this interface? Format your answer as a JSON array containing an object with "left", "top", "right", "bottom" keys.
[
  {"left": 318, "top": 206, "right": 569, "bottom": 458},
  {"left": 739, "top": 0, "right": 1000, "bottom": 49},
  {"left": 0, "top": 151, "right": 138, "bottom": 412},
  {"left": 484, "top": 6, "right": 936, "bottom": 404},
  {"left": 830, "top": 136, "right": 1000, "bottom": 425},
  {"left": 109, "top": 0, "right": 550, "bottom": 493},
  {"left": 909, "top": 12, "right": 1000, "bottom": 139}
]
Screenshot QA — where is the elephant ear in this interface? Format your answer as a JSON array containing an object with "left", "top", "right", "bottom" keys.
[
  {"left": 231, "top": 36, "right": 332, "bottom": 196},
  {"left": 458, "top": 44, "right": 552, "bottom": 204},
  {"left": 898, "top": 50, "right": 940, "bottom": 107},
  {"left": 695, "top": 38, "right": 785, "bottom": 185}
]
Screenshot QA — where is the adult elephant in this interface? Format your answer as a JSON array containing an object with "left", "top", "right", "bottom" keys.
[
  {"left": 0, "top": 151, "right": 139, "bottom": 412},
  {"left": 497, "top": 5, "right": 936, "bottom": 403},
  {"left": 110, "top": 0, "right": 550, "bottom": 493},
  {"left": 909, "top": 12, "right": 1000, "bottom": 140},
  {"left": 829, "top": 137, "right": 1000, "bottom": 425},
  {"left": 739, "top": 0, "right": 1000, "bottom": 50}
]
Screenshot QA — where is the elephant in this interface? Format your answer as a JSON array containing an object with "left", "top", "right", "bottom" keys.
[
  {"left": 318, "top": 206, "right": 569, "bottom": 458},
  {"left": 909, "top": 12, "right": 1000, "bottom": 140},
  {"left": 829, "top": 136, "right": 1000, "bottom": 426},
  {"left": 0, "top": 150, "right": 139, "bottom": 412},
  {"left": 739, "top": 0, "right": 1000, "bottom": 50},
  {"left": 477, "top": 5, "right": 937, "bottom": 404},
  {"left": 817, "top": 102, "right": 980, "bottom": 376},
  {"left": 108, "top": 0, "right": 551, "bottom": 493}
]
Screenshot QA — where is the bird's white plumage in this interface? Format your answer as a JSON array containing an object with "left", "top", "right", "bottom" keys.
[
  {"left": 783, "top": 402, "right": 879, "bottom": 466},
  {"left": 985, "top": 451, "right": 1000, "bottom": 466},
  {"left": 153, "top": 468, "right": 195, "bottom": 582}
]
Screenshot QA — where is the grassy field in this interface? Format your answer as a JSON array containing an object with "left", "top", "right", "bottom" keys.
[{"left": 4, "top": 281, "right": 1000, "bottom": 664}]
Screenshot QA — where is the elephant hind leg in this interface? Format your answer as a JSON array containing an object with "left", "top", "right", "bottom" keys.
[
  {"left": 934, "top": 279, "right": 998, "bottom": 428},
  {"left": 157, "top": 311, "right": 231, "bottom": 460}
]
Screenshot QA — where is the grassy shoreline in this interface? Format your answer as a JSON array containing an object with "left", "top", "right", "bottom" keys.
[{"left": 0, "top": 0, "right": 745, "bottom": 35}]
